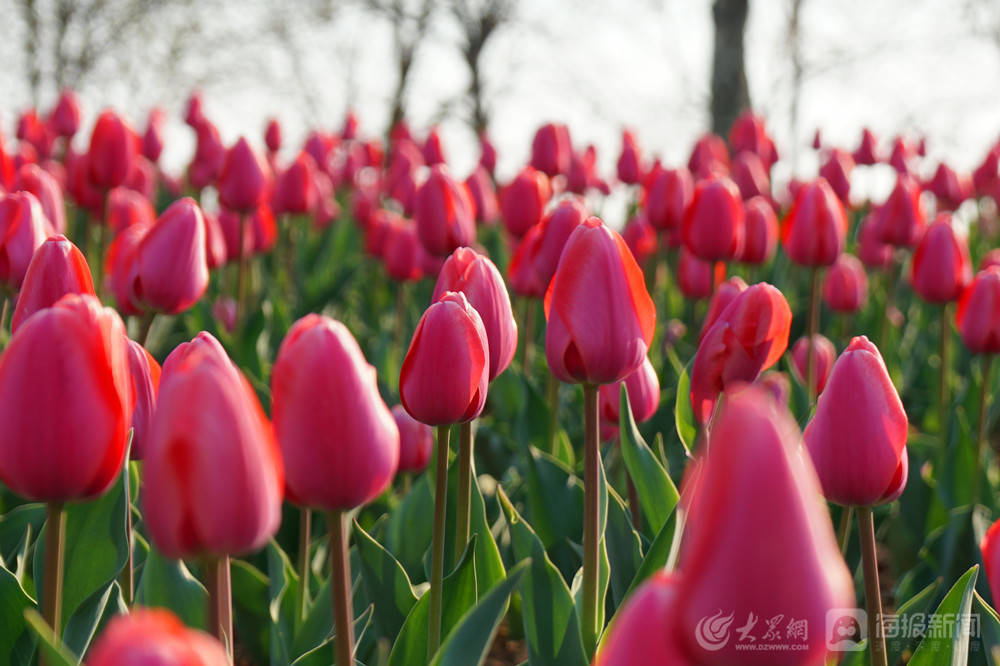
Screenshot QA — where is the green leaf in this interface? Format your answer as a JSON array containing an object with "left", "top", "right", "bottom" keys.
[
  {"left": 886, "top": 579, "right": 941, "bottom": 666},
  {"left": 571, "top": 455, "right": 610, "bottom": 651},
  {"left": 290, "top": 605, "right": 373, "bottom": 666},
  {"left": 618, "top": 385, "right": 680, "bottom": 534},
  {"left": 0, "top": 561, "right": 34, "bottom": 664},
  {"left": 62, "top": 581, "right": 123, "bottom": 658},
  {"left": 972, "top": 590, "right": 1000, "bottom": 666},
  {"left": 497, "top": 486, "right": 587, "bottom": 666},
  {"left": 0, "top": 503, "right": 44, "bottom": 569},
  {"left": 673, "top": 361, "right": 697, "bottom": 453},
  {"left": 268, "top": 540, "right": 301, "bottom": 666},
  {"left": 230, "top": 559, "right": 270, "bottom": 662},
  {"left": 430, "top": 561, "right": 529, "bottom": 666},
  {"left": 442, "top": 455, "right": 506, "bottom": 597},
  {"left": 354, "top": 520, "right": 418, "bottom": 640},
  {"left": 23, "top": 609, "right": 76, "bottom": 666},
  {"left": 384, "top": 475, "right": 434, "bottom": 582},
  {"left": 603, "top": 486, "right": 642, "bottom": 612},
  {"left": 624, "top": 503, "right": 683, "bottom": 601},
  {"left": 523, "top": 447, "right": 583, "bottom": 580},
  {"left": 909, "top": 564, "right": 979, "bottom": 666},
  {"left": 135, "top": 544, "right": 207, "bottom": 630}
]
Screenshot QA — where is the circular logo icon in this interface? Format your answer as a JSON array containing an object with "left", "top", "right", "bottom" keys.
[{"left": 695, "top": 609, "right": 735, "bottom": 651}]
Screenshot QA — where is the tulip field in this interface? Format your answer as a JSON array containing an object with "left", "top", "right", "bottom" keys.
[{"left": 4, "top": 92, "right": 1000, "bottom": 666}]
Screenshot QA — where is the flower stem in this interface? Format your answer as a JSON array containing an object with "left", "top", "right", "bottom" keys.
[
  {"left": 806, "top": 266, "right": 821, "bottom": 403},
  {"left": 204, "top": 556, "right": 233, "bottom": 659},
  {"left": 857, "top": 507, "right": 887, "bottom": 666},
  {"left": 455, "top": 420, "right": 474, "bottom": 565},
  {"left": 328, "top": 510, "right": 354, "bottom": 666},
  {"left": 428, "top": 425, "right": 450, "bottom": 660},
  {"left": 42, "top": 502, "right": 66, "bottom": 658},
  {"left": 121, "top": 472, "right": 134, "bottom": 607},
  {"left": 974, "top": 354, "right": 995, "bottom": 505},
  {"left": 547, "top": 371, "right": 560, "bottom": 454},
  {"left": 939, "top": 304, "right": 950, "bottom": 436},
  {"left": 297, "top": 508, "right": 312, "bottom": 623},
  {"left": 837, "top": 505, "right": 853, "bottom": 555},
  {"left": 138, "top": 312, "right": 156, "bottom": 348},
  {"left": 582, "top": 384, "right": 600, "bottom": 658},
  {"left": 520, "top": 298, "right": 535, "bottom": 375},
  {"left": 236, "top": 214, "right": 249, "bottom": 325}
]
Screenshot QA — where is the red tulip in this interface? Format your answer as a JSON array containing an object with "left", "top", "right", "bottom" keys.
[
  {"left": 981, "top": 519, "right": 1000, "bottom": 608},
  {"left": 730, "top": 150, "right": 770, "bottom": 202},
  {"left": 853, "top": 127, "right": 880, "bottom": 165},
  {"left": 924, "top": 162, "right": 971, "bottom": 211},
  {"left": 676, "top": 247, "right": 714, "bottom": 301},
  {"left": 527, "top": 196, "right": 587, "bottom": 291},
  {"left": 401, "top": 292, "right": 489, "bottom": 425},
  {"left": 728, "top": 110, "right": 778, "bottom": 168},
  {"left": 0, "top": 191, "right": 53, "bottom": 290},
  {"left": 184, "top": 90, "right": 206, "bottom": 129},
  {"left": 303, "top": 130, "right": 337, "bottom": 174},
  {"left": 758, "top": 370, "right": 791, "bottom": 408},
  {"left": 790, "top": 334, "right": 836, "bottom": 395},
  {"left": 689, "top": 283, "right": 792, "bottom": 424},
  {"left": 433, "top": 247, "right": 518, "bottom": 380},
  {"left": 273, "top": 152, "right": 319, "bottom": 216},
  {"left": 545, "top": 217, "right": 655, "bottom": 384},
  {"left": 87, "top": 609, "right": 229, "bottom": 666},
  {"left": 911, "top": 215, "right": 972, "bottom": 304},
  {"left": 218, "top": 137, "right": 271, "bottom": 213},
  {"left": 740, "top": 195, "right": 778, "bottom": 265},
  {"left": 15, "top": 163, "right": 65, "bottom": 234},
  {"left": 107, "top": 187, "right": 155, "bottom": 234},
  {"left": 48, "top": 89, "right": 81, "bottom": 138},
  {"left": 682, "top": 177, "right": 744, "bottom": 262},
  {"left": 677, "top": 384, "right": 854, "bottom": 664},
  {"left": 781, "top": 178, "right": 847, "bottom": 267},
  {"left": 479, "top": 131, "right": 497, "bottom": 173},
  {"left": 202, "top": 211, "right": 228, "bottom": 270},
  {"left": 392, "top": 405, "right": 433, "bottom": 473},
  {"left": 125, "top": 340, "right": 160, "bottom": 460},
  {"left": 414, "top": 166, "right": 475, "bottom": 256},
  {"left": 423, "top": 126, "right": 447, "bottom": 166},
  {"left": 957, "top": 267, "right": 1000, "bottom": 354},
  {"left": 592, "top": 573, "right": 688, "bottom": 665},
  {"left": 822, "top": 253, "right": 868, "bottom": 313},
  {"left": 622, "top": 214, "right": 657, "bottom": 265},
  {"left": 687, "top": 133, "right": 730, "bottom": 179},
  {"left": 0, "top": 294, "right": 132, "bottom": 502},
  {"left": 87, "top": 110, "right": 136, "bottom": 190},
  {"left": 858, "top": 213, "right": 894, "bottom": 269},
  {"left": 465, "top": 165, "right": 499, "bottom": 224},
  {"left": 500, "top": 166, "right": 551, "bottom": 237},
  {"left": 18, "top": 109, "right": 53, "bottom": 159},
  {"left": 818, "top": 149, "right": 854, "bottom": 205},
  {"left": 888, "top": 136, "right": 914, "bottom": 174},
  {"left": 507, "top": 225, "right": 546, "bottom": 298},
  {"left": 342, "top": 110, "right": 359, "bottom": 140},
  {"left": 699, "top": 276, "right": 748, "bottom": 341},
  {"left": 383, "top": 216, "right": 425, "bottom": 282},
  {"left": 11, "top": 235, "right": 94, "bottom": 331},
  {"left": 982, "top": 249, "right": 1000, "bottom": 272},
  {"left": 143, "top": 332, "right": 283, "bottom": 558},
  {"left": 265, "top": 118, "right": 282, "bottom": 154},
  {"left": 616, "top": 129, "right": 643, "bottom": 185},
  {"left": 974, "top": 146, "right": 1000, "bottom": 197},
  {"left": 598, "top": 355, "right": 660, "bottom": 429},
  {"left": 805, "top": 336, "right": 909, "bottom": 506},
  {"left": 567, "top": 145, "right": 609, "bottom": 195},
  {"left": 876, "top": 174, "right": 925, "bottom": 247},
  {"left": 530, "top": 122, "right": 571, "bottom": 176},
  {"left": 142, "top": 108, "right": 166, "bottom": 163},
  {"left": 187, "top": 121, "right": 225, "bottom": 191},
  {"left": 65, "top": 149, "right": 104, "bottom": 215},
  {"left": 273, "top": 315, "right": 399, "bottom": 510},
  {"left": 644, "top": 166, "right": 692, "bottom": 231}
]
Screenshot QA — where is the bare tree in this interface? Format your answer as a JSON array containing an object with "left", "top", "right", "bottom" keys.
[
  {"left": 449, "top": 0, "right": 514, "bottom": 133},
  {"left": 787, "top": 0, "right": 805, "bottom": 169},
  {"left": 710, "top": 0, "right": 751, "bottom": 137}
]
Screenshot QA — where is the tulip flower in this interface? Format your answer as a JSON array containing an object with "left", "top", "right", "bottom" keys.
[
  {"left": 382, "top": 215, "right": 424, "bottom": 282},
  {"left": 858, "top": 212, "right": 894, "bottom": 269},
  {"left": 689, "top": 282, "right": 791, "bottom": 424},
  {"left": 529, "top": 196, "right": 588, "bottom": 292},
  {"left": 730, "top": 150, "right": 771, "bottom": 202},
  {"left": 740, "top": 195, "right": 778, "bottom": 265},
  {"left": 393, "top": 405, "right": 433, "bottom": 473},
  {"left": 598, "top": 355, "right": 660, "bottom": 437},
  {"left": 87, "top": 110, "right": 135, "bottom": 190},
  {"left": 273, "top": 152, "right": 319, "bottom": 216},
  {"left": 0, "top": 190, "right": 53, "bottom": 291},
  {"left": 142, "top": 108, "right": 166, "bottom": 163},
  {"left": 87, "top": 609, "right": 230, "bottom": 666},
  {"left": 48, "top": 89, "right": 81, "bottom": 139},
  {"left": 699, "top": 276, "right": 748, "bottom": 341},
  {"left": 782, "top": 178, "right": 847, "bottom": 268},
  {"left": 107, "top": 186, "right": 155, "bottom": 234},
  {"left": 499, "top": 166, "right": 551, "bottom": 237},
  {"left": 465, "top": 165, "right": 498, "bottom": 225},
  {"left": 187, "top": 121, "right": 225, "bottom": 191},
  {"left": 822, "top": 253, "right": 868, "bottom": 314},
  {"left": 622, "top": 214, "right": 657, "bottom": 267},
  {"left": 414, "top": 165, "right": 476, "bottom": 256},
  {"left": 682, "top": 177, "right": 744, "bottom": 268},
  {"left": 981, "top": 519, "right": 1000, "bottom": 607},
  {"left": 644, "top": 166, "right": 692, "bottom": 231},
  {"left": 508, "top": 226, "right": 547, "bottom": 299},
  {"left": 791, "top": 334, "right": 836, "bottom": 395},
  {"left": 982, "top": 249, "right": 1000, "bottom": 272},
  {"left": 422, "top": 126, "right": 446, "bottom": 166},
  {"left": 924, "top": 162, "right": 971, "bottom": 211},
  {"left": 876, "top": 174, "right": 925, "bottom": 247},
  {"left": 616, "top": 129, "right": 643, "bottom": 185},
  {"left": 265, "top": 118, "right": 282, "bottom": 154},
  {"left": 531, "top": 122, "right": 571, "bottom": 176},
  {"left": 687, "top": 133, "right": 730, "bottom": 179},
  {"left": 911, "top": 216, "right": 971, "bottom": 304},
  {"left": 759, "top": 370, "right": 791, "bottom": 408},
  {"left": 16, "top": 163, "right": 65, "bottom": 234},
  {"left": 853, "top": 127, "right": 880, "bottom": 165},
  {"left": 728, "top": 109, "right": 778, "bottom": 168},
  {"left": 677, "top": 384, "right": 854, "bottom": 665},
  {"left": 218, "top": 137, "right": 271, "bottom": 213},
  {"left": 888, "top": 136, "right": 914, "bottom": 174},
  {"left": 593, "top": 573, "right": 689, "bottom": 665},
  {"left": 11, "top": 235, "right": 94, "bottom": 332},
  {"left": 819, "top": 148, "right": 854, "bottom": 205},
  {"left": 677, "top": 247, "right": 715, "bottom": 300}
]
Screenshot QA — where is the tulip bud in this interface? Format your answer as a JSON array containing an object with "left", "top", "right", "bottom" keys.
[
  {"left": 87, "top": 609, "right": 230, "bottom": 666},
  {"left": 791, "top": 334, "right": 836, "bottom": 395},
  {"left": 858, "top": 213, "right": 894, "bottom": 269},
  {"left": 187, "top": 122, "right": 225, "bottom": 191},
  {"left": 0, "top": 191, "right": 52, "bottom": 290},
  {"left": 218, "top": 137, "right": 271, "bottom": 213},
  {"left": 392, "top": 405, "right": 433, "bottom": 473},
  {"left": 383, "top": 215, "right": 425, "bottom": 282},
  {"left": 141, "top": 108, "right": 166, "bottom": 163},
  {"left": 545, "top": 217, "right": 655, "bottom": 384},
  {"left": 500, "top": 166, "right": 551, "bottom": 237},
  {"left": 819, "top": 149, "right": 854, "bottom": 205},
  {"left": 853, "top": 127, "right": 880, "bottom": 165},
  {"left": 598, "top": 356, "right": 660, "bottom": 431},
  {"left": 143, "top": 332, "right": 283, "bottom": 558},
  {"left": 16, "top": 163, "right": 65, "bottom": 234},
  {"left": 126, "top": 340, "right": 160, "bottom": 460},
  {"left": 423, "top": 126, "right": 447, "bottom": 166},
  {"left": 616, "top": 129, "right": 643, "bottom": 185},
  {"left": 131, "top": 197, "right": 209, "bottom": 314},
  {"left": 0, "top": 295, "right": 132, "bottom": 502},
  {"left": 677, "top": 384, "right": 855, "bottom": 664},
  {"left": 434, "top": 247, "right": 518, "bottom": 380},
  {"left": 677, "top": 247, "right": 714, "bottom": 301},
  {"left": 690, "top": 283, "right": 792, "bottom": 424},
  {"left": 876, "top": 174, "right": 925, "bottom": 247},
  {"left": 479, "top": 131, "right": 497, "bottom": 174},
  {"left": 48, "top": 89, "right": 81, "bottom": 138},
  {"left": 401, "top": 292, "right": 489, "bottom": 425},
  {"left": 822, "top": 253, "right": 868, "bottom": 313},
  {"left": 957, "top": 267, "right": 1000, "bottom": 354},
  {"left": 530, "top": 123, "right": 571, "bottom": 176},
  {"left": 265, "top": 118, "right": 282, "bottom": 154},
  {"left": 682, "top": 177, "right": 745, "bottom": 262},
  {"left": 342, "top": 110, "right": 359, "bottom": 141},
  {"left": 414, "top": 166, "right": 476, "bottom": 256},
  {"left": 273, "top": 315, "right": 399, "bottom": 510},
  {"left": 699, "top": 276, "right": 748, "bottom": 341},
  {"left": 11, "top": 235, "right": 94, "bottom": 331},
  {"left": 622, "top": 214, "right": 657, "bottom": 266},
  {"left": 911, "top": 215, "right": 972, "bottom": 304},
  {"left": 507, "top": 225, "right": 546, "bottom": 299},
  {"left": 730, "top": 150, "right": 771, "bottom": 202},
  {"left": 805, "top": 336, "right": 909, "bottom": 506},
  {"left": 924, "top": 162, "right": 970, "bottom": 211},
  {"left": 528, "top": 197, "right": 587, "bottom": 291},
  {"left": 888, "top": 136, "right": 913, "bottom": 174},
  {"left": 687, "top": 134, "right": 730, "bottom": 179},
  {"left": 593, "top": 573, "right": 688, "bottom": 665},
  {"left": 781, "top": 178, "right": 847, "bottom": 267},
  {"left": 273, "top": 152, "right": 319, "bottom": 216},
  {"left": 184, "top": 90, "right": 206, "bottom": 129},
  {"left": 465, "top": 165, "right": 499, "bottom": 224},
  {"left": 981, "top": 519, "right": 1000, "bottom": 609},
  {"left": 740, "top": 195, "right": 778, "bottom": 265},
  {"left": 87, "top": 110, "right": 136, "bottom": 190},
  {"left": 729, "top": 110, "right": 778, "bottom": 168},
  {"left": 644, "top": 166, "right": 692, "bottom": 231},
  {"left": 107, "top": 187, "right": 155, "bottom": 234}
]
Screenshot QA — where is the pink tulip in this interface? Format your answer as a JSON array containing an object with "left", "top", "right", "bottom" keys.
[
  {"left": 822, "top": 253, "right": 868, "bottom": 313},
  {"left": 0, "top": 191, "right": 52, "bottom": 290},
  {"left": 11, "top": 235, "right": 94, "bottom": 331},
  {"left": 790, "top": 334, "right": 836, "bottom": 395}
]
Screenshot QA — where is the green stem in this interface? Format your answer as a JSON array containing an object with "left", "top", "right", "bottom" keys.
[
  {"left": 121, "top": 470, "right": 134, "bottom": 607},
  {"left": 939, "top": 304, "right": 950, "bottom": 436},
  {"left": 0, "top": 295, "right": 9, "bottom": 333},
  {"left": 547, "top": 371, "right": 560, "bottom": 454},
  {"left": 297, "top": 508, "right": 312, "bottom": 623},
  {"left": 582, "top": 384, "right": 600, "bottom": 658},
  {"left": 837, "top": 505, "right": 853, "bottom": 556},
  {"left": 428, "top": 425, "right": 450, "bottom": 660},
  {"left": 857, "top": 507, "right": 887, "bottom": 666},
  {"left": 236, "top": 214, "right": 249, "bottom": 325},
  {"left": 455, "top": 420, "right": 473, "bottom": 565},
  {"left": 328, "top": 510, "right": 354, "bottom": 666},
  {"left": 520, "top": 298, "right": 536, "bottom": 375},
  {"left": 806, "top": 266, "right": 821, "bottom": 403},
  {"left": 138, "top": 312, "right": 156, "bottom": 348},
  {"left": 204, "top": 556, "right": 233, "bottom": 659},
  {"left": 974, "top": 354, "right": 995, "bottom": 505},
  {"left": 42, "top": 502, "right": 66, "bottom": 658}
]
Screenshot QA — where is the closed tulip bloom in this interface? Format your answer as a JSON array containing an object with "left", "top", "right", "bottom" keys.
[
  {"left": 16, "top": 163, "right": 65, "bottom": 234},
  {"left": 87, "top": 110, "right": 136, "bottom": 190},
  {"left": 819, "top": 148, "right": 854, "bottom": 205},
  {"left": 699, "top": 276, "right": 748, "bottom": 341},
  {"left": 143, "top": 332, "right": 283, "bottom": 558},
  {"left": 888, "top": 136, "right": 914, "bottom": 174},
  {"left": 822, "top": 253, "right": 868, "bottom": 313},
  {"left": 65, "top": 149, "right": 105, "bottom": 215},
  {"left": 273, "top": 315, "right": 399, "bottom": 510},
  {"left": 545, "top": 217, "right": 655, "bottom": 385},
  {"left": 48, "top": 89, "right": 81, "bottom": 138},
  {"left": 689, "top": 283, "right": 792, "bottom": 424},
  {"left": 853, "top": 127, "right": 880, "bottom": 165},
  {"left": 622, "top": 214, "right": 657, "bottom": 265},
  {"left": 876, "top": 174, "right": 925, "bottom": 247},
  {"left": 265, "top": 118, "right": 282, "bottom": 154},
  {"left": 126, "top": 339, "right": 160, "bottom": 460},
  {"left": 781, "top": 178, "right": 847, "bottom": 267},
  {"left": 132, "top": 197, "right": 209, "bottom": 314},
  {"left": 479, "top": 131, "right": 497, "bottom": 173},
  {"left": 507, "top": 225, "right": 546, "bottom": 298},
  {"left": 687, "top": 133, "right": 730, "bottom": 179},
  {"left": 791, "top": 334, "right": 836, "bottom": 395},
  {"left": 0, "top": 294, "right": 132, "bottom": 502},
  {"left": 400, "top": 291, "right": 489, "bottom": 425},
  {"left": 218, "top": 137, "right": 271, "bottom": 213},
  {"left": 392, "top": 405, "right": 433, "bottom": 473},
  {"left": 11, "top": 235, "right": 94, "bottom": 332},
  {"left": 87, "top": 609, "right": 229, "bottom": 666},
  {"left": 414, "top": 165, "right": 476, "bottom": 256},
  {"left": 465, "top": 166, "right": 498, "bottom": 224},
  {"left": 974, "top": 147, "right": 1000, "bottom": 197},
  {"left": 273, "top": 152, "right": 319, "bottom": 216},
  {"left": 0, "top": 191, "right": 52, "bottom": 290},
  {"left": 500, "top": 166, "right": 551, "bottom": 237},
  {"left": 730, "top": 150, "right": 771, "bottom": 202},
  {"left": 202, "top": 211, "right": 228, "bottom": 270},
  {"left": 423, "top": 126, "right": 447, "bottom": 166},
  {"left": 105, "top": 222, "right": 150, "bottom": 316},
  {"left": 981, "top": 519, "right": 1000, "bottom": 607},
  {"left": 911, "top": 216, "right": 972, "bottom": 304},
  {"left": 184, "top": 90, "right": 206, "bottom": 129},
  {"left": 805, "top": 336, "right": 909, "bottom": 506},
  {"left": 729, "top": 110, "right": 779, "bottom": 168},
  {"left": 677, "top": 247, "right": 715, "bottom": 300},
  {"left": 682, "top": 177, "right": 745, "bottom": 262},
  {"left": 433, "top": 247, "right": 518, "bottom": 380},
  {"left": 740, "top": 195, "right": 778, "bottom": 265},
  {"left": 758, "top": 370, "right": 791, "bottom": 408},
  {"left": 925, "top": 162, "right": 970, "bottom": 211},
  {"left": 383, "top": 216, "right": 425, "bottom": 282},
  {"left": 644, "top": 166, "right": 692, "bottom": 231},
  {"left": 187, "top": 121, "right": 226, "bottom": 191},
  {"left": 141, "top": 108, "right": 166, "bottom": 163},
  {"left": 957, "top": 267, "right": 1000, "bottom": 353},
  {"left": 678, "top": 384, "right": 854, "bottom": 664},
  {"left": 858, "top": 213, "right": 894, "bottom": 269},
  {"left": 528, "top": 197, "right": 587, "bottom": 290},
  {"left": 341, "top": 110, "right": 359, "bottom": 140},
  {"left": 598, "top": 355, "right": 660, "bottom": 427},
  {"left": 530, "top": 122, "right": 571, "bottom": 176},
  {"left": 616, "top": 129, "right": 643, "bottom": 185},
  {"left": 107, "top": 186, "right": 156, "bottom": 234},
  {"left": 592, "top": 573, "right": 689, "bottom": 666}
]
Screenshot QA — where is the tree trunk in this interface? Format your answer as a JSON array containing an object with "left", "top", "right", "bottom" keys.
[{"left": 710, "top": 0, "right": 751, "bottom": 138}]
